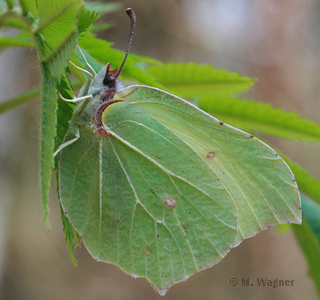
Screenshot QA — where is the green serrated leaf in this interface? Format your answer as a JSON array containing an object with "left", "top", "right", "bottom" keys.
[
  {"left": 55, "top": 75, "right": 76, "bottom": 153},
  {"left": 35, "top": 0, "right": 83, "bottom": 79},
  {"left": 92, "top": 21, "right": 114, "bottom": 32},
  {"left": 282, "top": 155, "right": 320, "bottom": 206},
  {"left": 54, "top": 76, "right": 81, "bottom": 267},
  {"left": 45, "top": 32, "right": 78, "bottom": 78},
  {"left": 40, "top": 65, "right": 57, "bottom": 230},
  {"left": 147, "top": 63, "right": 320, "bottom": 143},
  {"left": 147, "top": 62, "right": 255, "bottom": 98},
  {"left": 18, "top": 0, "right": 38, "bottom": 17},
  {"left": 59, "top": 202, "right": 79, "bottom": 266},
  {"left": 77, "top": 5, "right": 100, "bottom": 36},
  {"left": 55, "top": 77, "right": 79, "bottom": 263},
  {"left": 79, "top": 33, "right": 164, "bottom": 88},
  {"left": 199, "top": 97, "right": 320, "bottom": 143},
  {"left": 79, "top": 33, "right": 161, "bottom": 67},
  {"left": 36, "top": 0, "right": 80, "bottom": 36}
]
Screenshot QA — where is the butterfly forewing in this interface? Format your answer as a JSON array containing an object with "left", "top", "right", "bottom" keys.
[{"left": 116, "top": 85, "right": 301, "bottom": 245}]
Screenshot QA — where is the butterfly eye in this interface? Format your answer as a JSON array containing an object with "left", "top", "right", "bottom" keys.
[{"left": 103, "top": 75, "right": 116, "bottom": 86}]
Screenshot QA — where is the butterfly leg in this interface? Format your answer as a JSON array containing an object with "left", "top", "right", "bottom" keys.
[
  {"left": 54, "top": 125, "right": 80, "bottom": 157},
  {"left": 58, "top": 92, "right": 92, "bottom": 103},
  {"left": 57, "top": 92, "right": 93, "bottom": 121}
]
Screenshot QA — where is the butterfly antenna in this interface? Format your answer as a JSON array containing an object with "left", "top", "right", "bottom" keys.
[{"left": 117, "top": 8, "right": 136, "bottom": 77}]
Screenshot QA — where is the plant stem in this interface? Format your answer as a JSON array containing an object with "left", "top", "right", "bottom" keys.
[
  {"left": 0, "top": 86, "right": 40, "bottom": 114},
  {"left": 0, "top": 80, "right": 82, "bottom": 114}
]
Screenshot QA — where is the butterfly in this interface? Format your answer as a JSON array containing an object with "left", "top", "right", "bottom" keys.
[{"left": 56, "top": 8, "right": 301, "bottom": 295}]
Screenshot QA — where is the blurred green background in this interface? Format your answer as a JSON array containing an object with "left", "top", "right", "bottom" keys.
[{"left": 0, "top": 0, "right": 319, "bottom": 299}]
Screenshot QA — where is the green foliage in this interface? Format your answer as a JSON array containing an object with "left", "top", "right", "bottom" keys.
[
  {"left": 147, "top": 62, "right": 255, "bottom": 97},
  {"left": 35, "top": 0, "right": 81, "bottom": 78},
  {"left": 85, "top": 1, "right": 120, "bottom": 14},
  {"left": 59, "top": 202, "right": 80, "bottom": 266},
  {"left": 0, "top": 85, "right": 40, "bottom": 114},
  {"left": 301, "top": 195, "right": 320, "bottom": 242},
  {"left": 300, "top": 194, "right": 320, "bottom": 298},
  {"left": 19, "top": 0, "right": 38, "bottom": 17},
  {"left": 77, "top": 5, "right": 100, "bottom": 36},
  {"left": 55, "top": 76, "right": 79, "bottom": 264},
  {"left": 283, "top": 155, "right": 320, "bottom": 206},
  {"left": 34, "top": 0, "right": 84, "bottom": 229},
  {"left": 55, "top": 75, "right": 77, "bottom": 154},
  {"left": 0, "top": 0, "right": 318, "bottom": 295},
  {"left": 148, "top": 63, "right": 320, "bottom": 143},
  {"left": 79, "top": 33, "right": 163, "bottom": 87},
  {"left": 201, "top": 99, "right": 320, "bottom": 143},
  {"left": 0, "top": 34, "right": 33, "bottom": 47},
  {"left": 294, "top": 194, "right": 320, "bottom": 296},
  {"left": 39, "top": 65, "right": 56, "bottom": 229}
]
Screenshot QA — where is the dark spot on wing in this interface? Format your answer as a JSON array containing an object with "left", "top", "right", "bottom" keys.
[
  {"left": 207, "top": 151, "right": 215, "bottom": 159},
  {"left": 164, "top": 196, "right": 176, "bottom": 208}
]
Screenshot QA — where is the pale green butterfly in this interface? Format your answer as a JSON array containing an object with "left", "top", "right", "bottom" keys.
[{"left": 56, "top": 8, "right": 301, "bottom": 296}]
